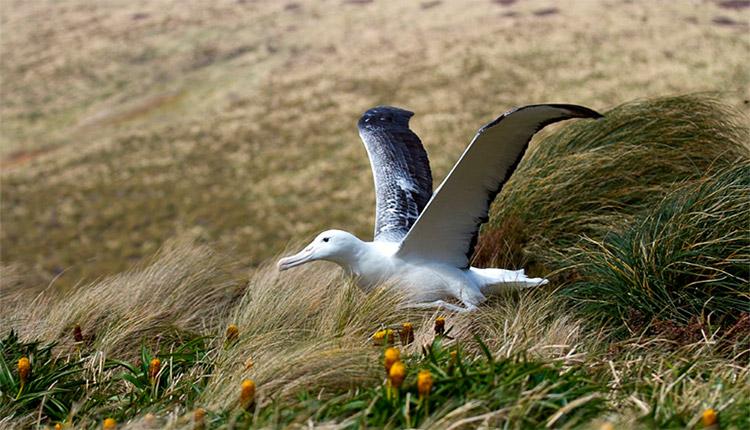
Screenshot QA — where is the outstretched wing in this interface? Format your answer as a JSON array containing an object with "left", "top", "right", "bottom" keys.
[
  {"left": 358, "top": 106, "right": 433, "bottom": 242},
  {"left": 396, "top": 104, "right": 603, "bottom": 267}
]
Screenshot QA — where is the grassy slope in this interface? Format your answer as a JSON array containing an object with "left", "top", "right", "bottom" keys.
[
  {"left": 2, "top": 0, "right": 749, "bottom": 291},
  {"left": 1, "top": 1, "right": 750, "bottom": 429},
  {"left": 2, "top": 236, "right": 748, "bottom": 428}
]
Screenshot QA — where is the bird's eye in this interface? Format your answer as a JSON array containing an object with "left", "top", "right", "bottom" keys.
[{"left": 322, "top": 237, "right": 330, "bottom": 242}]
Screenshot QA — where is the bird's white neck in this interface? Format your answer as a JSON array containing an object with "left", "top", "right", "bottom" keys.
[{"left": 332, "top": 240, "right": 397, "bottom": 286}]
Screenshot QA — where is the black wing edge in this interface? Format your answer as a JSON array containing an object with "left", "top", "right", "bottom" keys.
[
  {"left": 465, "top": 104, "right": 604, "bottom": 266},
  {"left": 481, "top": 103, "right": 603, "bottom": 132}
]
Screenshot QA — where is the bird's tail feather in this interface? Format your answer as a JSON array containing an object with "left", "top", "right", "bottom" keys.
[{"left": 469, "top": 267, "right": 548, "bottom": 295}]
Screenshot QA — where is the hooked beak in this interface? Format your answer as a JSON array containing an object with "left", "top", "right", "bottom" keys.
[{"left": 277, "top": 247, "right": 315, "bottom": 271}]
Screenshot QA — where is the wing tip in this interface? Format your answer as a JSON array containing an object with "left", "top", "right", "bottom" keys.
[
  {"left": 548, "top": 103, "right": 604, "bottom": 119},
  {"left": 481, "top": 103, "right": 603, "bottom": 131},
  {"left": 358, "top": 105, "right": 415, "bottom": 129}
]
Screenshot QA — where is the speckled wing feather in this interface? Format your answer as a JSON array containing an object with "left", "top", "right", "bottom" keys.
[
  {"left": 358, "top": 106, "right": 433, "bottom": 242},
  {"left": 396, "top": 104, "right": 603, "bottom": 268}
]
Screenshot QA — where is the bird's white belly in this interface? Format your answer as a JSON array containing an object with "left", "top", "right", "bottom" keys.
[{"left": 354, "top": 257, "right": 484, "bottom": 304}]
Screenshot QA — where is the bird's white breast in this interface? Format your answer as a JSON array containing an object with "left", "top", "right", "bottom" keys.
[{"left": 353, "top": 241, "right": 484, "bottom": 304}]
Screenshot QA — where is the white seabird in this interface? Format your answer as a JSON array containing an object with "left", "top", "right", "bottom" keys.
[{"left": 278, "top": 104, "right": 602, "bottom": 311}]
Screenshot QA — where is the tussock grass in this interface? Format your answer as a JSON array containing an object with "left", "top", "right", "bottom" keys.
[
  {"left": 565, "top": 162, "right": 750, "bottom": 327},
  {"left": 483, "top": 95, "right": 749, "bottom": 272},
  {"left": 604, "top": 340, "right": 750, "bottom": 429},
  {"left": 201, "top": 264, "right": 416, "bottom": 410},
  {"left": 1, "top": 239, "right": 239, "bottom": 360},
  {"left": 285, "top": 339, "right": 607, "bottom": 429},
  {"left": 200, "top": 265, "right": 604, "bottom": 414},
  {"left": 468, "top": 290, "right": 597, "bottom": 361},
  {"left": 189, "top": 273, "right": 611, "bottom": 428}
]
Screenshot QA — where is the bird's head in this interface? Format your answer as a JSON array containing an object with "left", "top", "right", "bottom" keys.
[{"left": 277, "top": 230, "right": 362, "bottom": 271}]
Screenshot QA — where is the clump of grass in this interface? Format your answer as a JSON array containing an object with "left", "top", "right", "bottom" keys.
[
  {"left": 606, "top": 340, "right": 750, "bottom": 429},
  {"left": 482, "top": 95, "right": 749, "bottom": 272},
  {"left": 233, "top": 337, "right": 607, "bottom": 429},
  {"left": 199, "top": 262, "right": 429, "bottom": 412},
  {"left": 0, "top": 329, "right": 215, "bottom": 427},
  {"left": 565, "top": 162, "right": 750, "bottom": 328},
  {"left": 1, "top": 239, "right": 239, "bottom": 360},
  {"left": 0, "top": 331, "right": 89, "bottom": 423},
  {"left": 466, "top": 288, "right": 597, "bottom": 361},
  {"left": 110, "top": 338, "right": 213, "bottom": 419}
]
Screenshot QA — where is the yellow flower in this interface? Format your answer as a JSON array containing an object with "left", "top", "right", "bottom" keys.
[
  {"left": 384, "top": 347, "right": 400, "bottom": 374},
  {"left": 18, "top": 357, "right": 30, "bottom": 385},
  {"left": 434, "top": 317, "right": 446, "bottom": 335},
  {"left": 102, "top": 418, "right": 117, "bottom": 430},
  {"left": 194, "top": 407, "right": 206, "bottom": 429},
  {"left": 148, "top": 358, "right": 161, "bottom": 383},
  {"left": 702, "top": 408, "right": 717, "bottom": 427},
  {"left": 226, "top": 324, "right": 239, "bottom": 343},
  {"left": 240, "top": 379, "right": 256, "bottom": 409},
  {"left": 400, "top": 322, "right": 414, "bottom": 345},
  {"left": 417, "top": 370, "right": 433, "bottom": 399},
  {"left": 388, "top": 361, "right": 406, "bottom": 389},
  {"left": 54, "top": 424, "right": 63, "bottom": 430},
  {"left": 372, "top": 329, "right": 395, "bottom": 346}
]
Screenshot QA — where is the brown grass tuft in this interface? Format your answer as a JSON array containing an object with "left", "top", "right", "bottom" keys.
[
  {"left": 199, "top": 261, "right": 433, "bottom": 410},
  {"left": 1, "top": 239, "right": 240, "bottom": 359}
]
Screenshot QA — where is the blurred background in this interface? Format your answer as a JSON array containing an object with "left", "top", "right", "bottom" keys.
[{"left": 1, "top": 0, "right": 748, "bottom": 292}]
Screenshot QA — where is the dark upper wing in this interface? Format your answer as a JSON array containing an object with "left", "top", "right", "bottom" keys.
[
  {"left": 358, "top": 106, "right": 433, "bottom": 242},
  {"left": 396, "top": 104, "right": 603, "bottom": 267}
]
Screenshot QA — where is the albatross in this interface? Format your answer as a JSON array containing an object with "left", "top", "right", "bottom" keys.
[{"left": 278, "top": 104, "right": 602, "bottom": 311}]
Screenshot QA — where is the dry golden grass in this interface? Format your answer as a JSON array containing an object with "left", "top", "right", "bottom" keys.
[{"left": 1, "top": 239, "right": 240, "bottom": 360}]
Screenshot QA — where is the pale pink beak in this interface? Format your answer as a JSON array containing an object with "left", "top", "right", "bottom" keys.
[{"left": 277, "top": 247, "right": 314, "bottom": 271}]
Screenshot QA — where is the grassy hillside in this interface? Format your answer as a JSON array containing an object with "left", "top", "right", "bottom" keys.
[
  {"left": 2, "top": 97, "right": 748, "bottom": 429},
  {"left": 2, "top": 0, "right": 749, "bottom": 291},
  {"left": 1, "top": 0, "right": 749, "bottom": 429}
]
